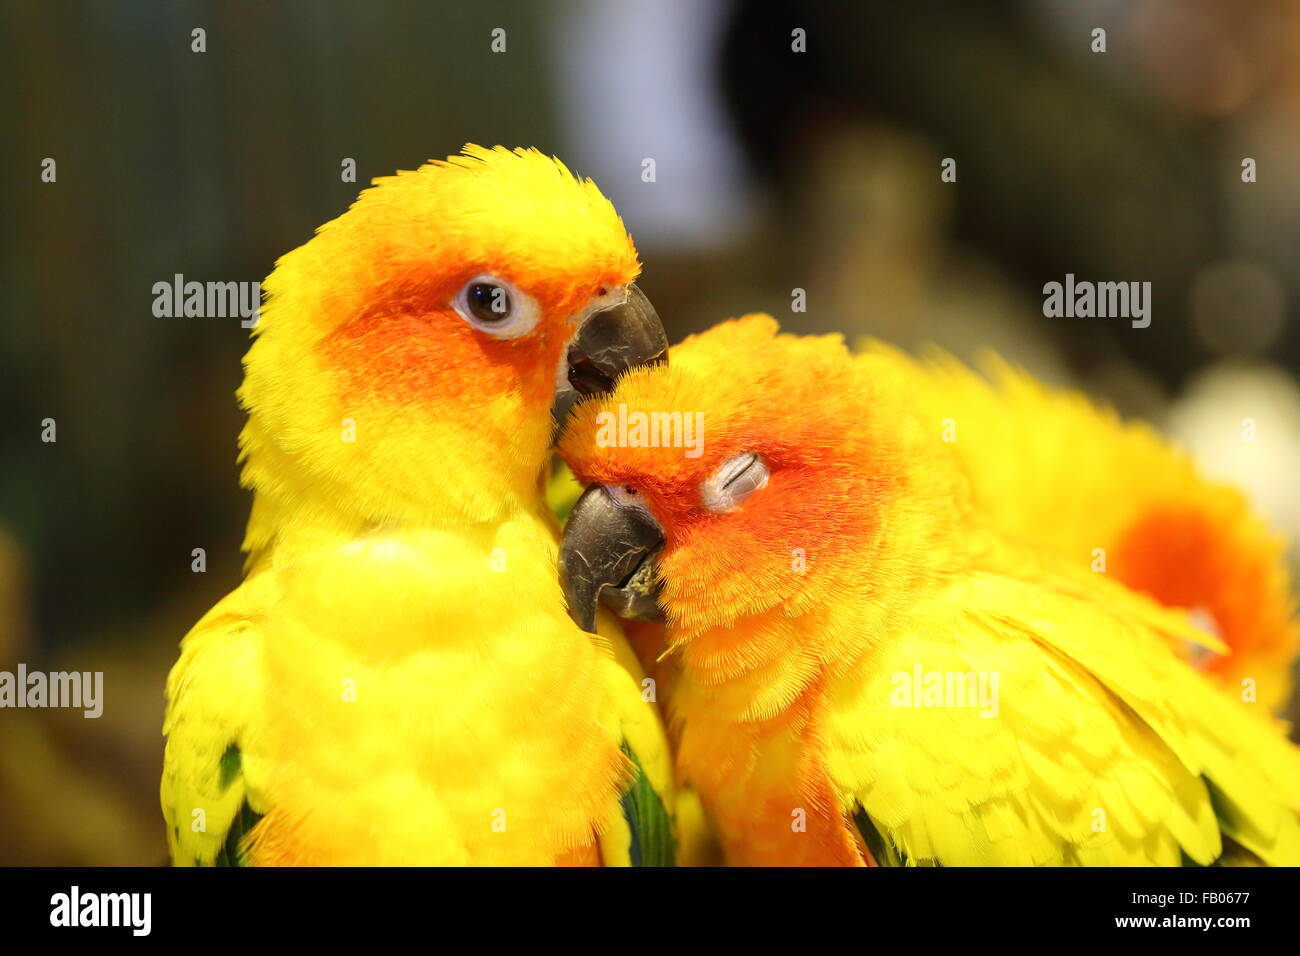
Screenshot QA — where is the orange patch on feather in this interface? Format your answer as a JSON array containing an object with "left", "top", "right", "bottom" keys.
[{"left": 1113, "top": 506, "right": 1293, "bottom": 679}]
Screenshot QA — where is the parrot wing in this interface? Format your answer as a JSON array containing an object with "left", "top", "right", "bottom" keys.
[
  {"left": 615, "top": 742, "right": 675, "bottom": 866},
  {"left": 161, "top": 591, "right": 269, "bottom": 867},
  {"left": 824, "top": 553, "right": 1300, "bottom": 866},
  {"left": 595, "top": 608, "right": 677, "bottom": 866},
  {"left": 859, "top": 338, "right": 1298, "bottom": 710}
]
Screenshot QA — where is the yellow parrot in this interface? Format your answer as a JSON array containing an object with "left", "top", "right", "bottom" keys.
[
  {"left": 557, "top": 314, "right": 1300, "bottom": 866},
  {"left": 161, "top": 145, "right": 677, "bottom": 866},
  {"left": 861, "top": 340, "right": 1298, "bottom": 713}
]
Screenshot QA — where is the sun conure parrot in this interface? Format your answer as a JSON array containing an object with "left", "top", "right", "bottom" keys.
[
  {"left": 857, "top": 340, "right": 1298, "bottom": 714},
  {"left": 557, "top": 314, "right": 1300, "bottom": 866},
  {"left": 161, "top": 145, "right": 679, "bottom": 866}
]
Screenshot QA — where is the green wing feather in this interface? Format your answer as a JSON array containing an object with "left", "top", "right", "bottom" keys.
[
  {"left": 619, "top": 742, "right": 676, "bottom": 867},
  {"left": 207, "top": 743, "right": 262, "bottom": 867}
]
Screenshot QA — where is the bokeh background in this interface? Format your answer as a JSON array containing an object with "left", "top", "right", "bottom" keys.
[{"left": 2, "top": 0, "right": 1299, "bottom": 863}]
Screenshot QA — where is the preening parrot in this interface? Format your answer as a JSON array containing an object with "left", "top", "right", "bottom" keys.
[
  {"left": 558, "top": 314, "right": 1300, "bottom": 866},
  {"left": 161, "top": 145, "right": 678, "bottom": 866}
]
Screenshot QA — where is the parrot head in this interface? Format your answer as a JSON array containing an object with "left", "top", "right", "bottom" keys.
[
  {"left": 239, "top": 145, "right": 666, "bottom": 531},
  {"left": 558, "top": 315, "right": 967, "bottom": 654}
]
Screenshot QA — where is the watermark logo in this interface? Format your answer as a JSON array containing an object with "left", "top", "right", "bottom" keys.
[
  {"left": 1042, "top": 274, "right": 1151, "bottom": 328},
  {"left": 152, "top": 273, "right": 261, "bottom": 328},
  {"left": 0, "top": 664, "right": 102, "bottom": 718},
  {"left": 595, "top": 404, "right": 704, "bottom": 458},
  {"left": 50, "top": 886, "right": 150, "bottom": 936},
  {"left": 890, "top": 665, "right": 999, "bottom": 718}
]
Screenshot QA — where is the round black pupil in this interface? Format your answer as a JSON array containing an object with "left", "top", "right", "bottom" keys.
[{"left": 468, "top": 282, "right": 509, "bottom": 322}]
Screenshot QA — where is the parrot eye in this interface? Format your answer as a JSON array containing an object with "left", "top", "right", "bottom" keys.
[
  {"left": 468, "top": 282, "right": 509, "bottom": 320},
  {"left": 453, "top": 274, "right": 540, "bottom": 339},
  {"left": 702, "top": 452, "right": 769, "bottom": 513},
  {"left": 606, "top": 484, "right": 647, "bottom": 510},
  {"left": 602, "top": 482, "right": 662, "bottom": 524}
]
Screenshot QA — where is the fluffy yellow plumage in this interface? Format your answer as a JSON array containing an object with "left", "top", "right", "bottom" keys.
[
  {"left": 558, "top": 315, "right": 1300, "bottom": 866},
  {"left": 861, "top": 340, "right": 1298, "bottom": 712},
  {"left": 162, "top": 146, "right": 676, "bottom": 865}
]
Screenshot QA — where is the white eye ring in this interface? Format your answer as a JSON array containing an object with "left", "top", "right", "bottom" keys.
[
  {"left": 702, "top": 452, "right": 769, "bottom": 513},
  {"left": 452, "top": 274, "right": 541, "bottom": 339}
]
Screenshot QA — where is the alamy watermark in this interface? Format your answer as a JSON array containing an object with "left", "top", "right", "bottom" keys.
[
  {"left": 891, "top": 665, "right": 1000, "bottom": 718},
  {"left": 1043, "top": 274, "right": 1151, "bottom": 328},
  {"left": 0, "top": 664, "right": 102, "bottom": 718},
  {"left": 152, "top": 273, "right": 261, "bottom": 328},
  {"left": 50, "top": 886, "right": 150, "bottom": 936},
  {"left": 595, "top": 404, "right": 704, "bottom": 458}
]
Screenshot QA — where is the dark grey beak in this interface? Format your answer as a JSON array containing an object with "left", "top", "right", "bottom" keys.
[
  {"left": 560, "top": 485, "right": 666, "bottom": 632},
  {"left": 551, "top": 283, "right": 667, "bottom": 437}
]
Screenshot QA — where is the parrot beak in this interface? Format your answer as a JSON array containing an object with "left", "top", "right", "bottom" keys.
[
  {"left": 560, "top": 484, "right": 666, "bottom": 633},
  {"left": 551, "top": 283, "right": 667, "bottom": 438}
]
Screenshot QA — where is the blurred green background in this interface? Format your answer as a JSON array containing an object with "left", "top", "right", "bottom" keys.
[{"left": 1, "top": 0, "right": 1298, "bottom": 863}]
